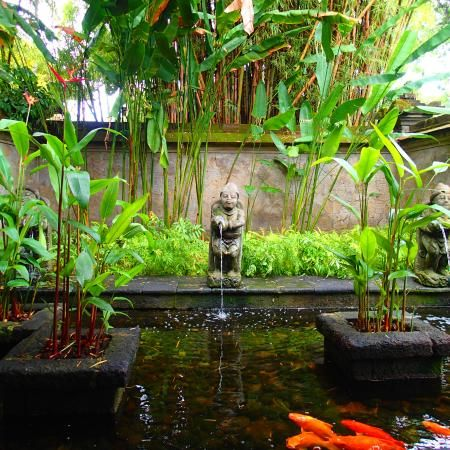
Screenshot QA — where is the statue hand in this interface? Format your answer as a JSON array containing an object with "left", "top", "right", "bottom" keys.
[{"left": 213, "top": 215, "right": 226, "bottom": 229}]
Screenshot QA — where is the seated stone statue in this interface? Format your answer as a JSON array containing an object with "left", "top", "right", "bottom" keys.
[
  {"left": 414, "top": 183, "right": 450, "bottom": 287},
  {"left": 207, "top": 182, "right": 245, "bottom": 288}
]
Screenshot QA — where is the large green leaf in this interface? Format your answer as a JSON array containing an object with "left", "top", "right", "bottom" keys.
[
  {"left": 64, "top": 111, "right": 77, "bottom": 153},
  {"left": 270, "top": 132, "right": 287, "bottom": 155},
  {"left": 320, "top": 20, "right": 334, "bottom": 62},
  {"left": 372, "top": 123, "right": 404, "bottom": 178},
  {"left": 315, "top": 53, "right": 332, "bottom": 99},
  {"left": 114, "top": 263, "right": 145, "bottom": 288},
  {"left": 22, "top": 238, "right": 52, "bottom": 259},
  {"left": 401, "top": 23, "right": 450, "bottom": 67},
  {"left": 100, "top": 177, "right": 119, "bottom": 221},
  {"left": 91, "top": 53, "right": 119, "bottom": 85},
  {"left": 159, "top": 137, "right": 169, "bottom": 169},
  {"left": 354, "top": 147, "right": 380, "bottom": 182},
  {"left": 252, "top": 80, "right": 267, "bottom": 120},
  {"left": 71, "top": 127, "right": 124, "bottom": 156},
  {"left": 360, "top": 227, "right": 377, "bottom": 263},
  {"left": 76, "top": 251, "right": 94, "bottom": 287},
  {"left": 362, "top": 31, "right": 416, "bottom": 115},
  {"left": 147, "top": 117, "right": 161, "bottom": 153},
  {"left": 278, "top": 81, "right": 296, "bottom": 132},
  {"left": 387, "top": 29, "right": 417, "bottom": 71},
  {"left": 413, "top": 105, "right": 450, "bottom": 115},
  {"left": 230, "top": 34, "right": 289, "bottom": 70},
  {"left": 82, "top": 1, "right": 106, "bottom": 34},
  {"left": 351, "top": 73, "right": 405, "bottom": 87},
  {"left": 299, "top": 101, "right": 313, "bottom": 140},
  {"left": 11, "top": 8, "right": 56, "bottom": 63},
  {"left": 85, "top": 296, "right": 115, "bottom": 313},
  {"left": 90, "top": 177, "right": 124, "bottom": 196},
  {"left": 367, "top": 108, "right": 399, "bottom": 150},
  {"left": 66, "top": 170, "right": 90, "bottom": 209},
  {"left": 315, "top": 83, "right": 344, "bottom": 123},
  {"left": 322, "top": 125, "right": 344, "bottom": 158},
  {"left": 263, "top": 109, "right": 296, "bottom": 131},
  {"left": 0, "top": 148, "right": 13, "bottom": 190},
  {"left": 330, "top": 98, "right": 364, "bottom": 124},
  {"left": 8, "top": 121, "right": 29, "bottom": 158},
  {"left": 360, "top": 0, "right": 426, "bottom": 50},
  {"left": 200, "top": 35, "right": 246, "bottom": 72},
  {"left": 105, "top": 195, "right": 148, "bottom": 245},
  {"left": 67, "top": 219, "right": 101, "bottom": 243}
]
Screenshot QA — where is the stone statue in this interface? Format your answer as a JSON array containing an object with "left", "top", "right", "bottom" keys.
[
  {"left": 414, "top": 183, "right": 450, "bottom": 287},
  {"left": 207, "top": 182, "right": 245, "bottom": 288}
]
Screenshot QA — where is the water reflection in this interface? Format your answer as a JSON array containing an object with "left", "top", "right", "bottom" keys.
[{"left": 1, "top": 307, "right": 449, "bottom": 450}]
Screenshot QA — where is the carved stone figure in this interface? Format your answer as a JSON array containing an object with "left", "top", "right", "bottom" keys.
[
  {"left": 414, "top": 183, "right": 450, "bottom": 287},
  {"left": 207, "top": 183, "right": 245, "bottom": 288}
]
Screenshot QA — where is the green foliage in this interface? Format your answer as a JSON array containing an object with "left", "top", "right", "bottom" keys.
[
  {"left": 120, "top": 217, "right": 209, "bottom": 277},
  {"left": 242, "top": 229, "right": 359, "bottom": 278},
  {"left": 0, "top": 63, "right": 58, "bottom": 129}
]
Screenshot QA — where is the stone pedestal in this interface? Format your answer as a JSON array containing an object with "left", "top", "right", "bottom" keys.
[
  {"left": 0, "top": 326, "right": 140, "bottom": 418},
  {"left": 316, "top": 312, "right": 450, "bottom": 397}
]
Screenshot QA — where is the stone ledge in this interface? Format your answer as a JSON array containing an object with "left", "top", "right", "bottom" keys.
[
  {"left": 0, "top": 326, "right": 140, "bottom": 417},
  {"left": 316, "top": 311, "right": 450, "bottom": 393}
]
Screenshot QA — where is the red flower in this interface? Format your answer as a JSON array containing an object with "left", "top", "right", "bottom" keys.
[
  {"left": 23, "top": 91, "right": 39, "bottom": 106},
  {"left": 49, "top": 65, "right": 85, "bottom": 89}
]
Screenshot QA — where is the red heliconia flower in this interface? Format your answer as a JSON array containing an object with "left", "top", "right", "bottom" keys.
[
  {"left": 48, "top": 65, "right": 85, "bottom": 90},
  {"left": 55, "top": 25, "right": 84, "bottom": 43},
  {"left": 23, "top": 91, "right": 39, "bottom": 106}
]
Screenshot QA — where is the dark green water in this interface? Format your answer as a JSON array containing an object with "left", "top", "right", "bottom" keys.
[{"left": 1, "top": 308, "right": 449, "bottom": 449}]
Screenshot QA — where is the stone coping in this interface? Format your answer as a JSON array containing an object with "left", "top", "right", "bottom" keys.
[
  {"left": 103, "top": 275, "right": 449, "bottom": 296},
  {"left": 33, "top": 275, "right": 450, "bottom": 310}
]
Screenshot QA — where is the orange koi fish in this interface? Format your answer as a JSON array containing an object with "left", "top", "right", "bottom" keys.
[
  {"left": 422, "top": 420, "right": 450, "bottom": 437},
  {"left": 288, "top": 413, "right": 336, "bottom": 439},
  {"left": 286, "top": 432, "right": 340, "bottom": 449},
  {"left": 341, "top": 420, "right": 405, "bottom": 447},
  {"left": 332, "top": 435, "right": 405, "bottom": 450}
]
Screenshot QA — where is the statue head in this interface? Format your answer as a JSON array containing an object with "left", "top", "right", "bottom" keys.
[
  {"left": 220, "top": 182, "right": 239, "bottom": 211},
  {"left": 430, "top": 183, "right": 450, "bottom": 209}
]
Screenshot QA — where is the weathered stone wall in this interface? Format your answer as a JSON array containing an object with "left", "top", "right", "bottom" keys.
[{"left": 1, "top": 123, "right": 447, "bottom": 231}]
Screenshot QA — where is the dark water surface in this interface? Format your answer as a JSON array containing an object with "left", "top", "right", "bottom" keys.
[{"left": 2, "top": 307, "right": 450, "bottom": 450}]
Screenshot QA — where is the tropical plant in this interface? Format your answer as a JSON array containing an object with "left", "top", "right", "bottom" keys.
[
  {"left": 0, "top": 120, "right": 53, "bottom": 320},
  {"left": 318, "top": 125, "right": 450, "bottom": 331},
  {"left": 34, "top": 110, "right": 147, "bottom": 357}
]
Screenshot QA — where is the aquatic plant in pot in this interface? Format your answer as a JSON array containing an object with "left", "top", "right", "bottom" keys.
[
  {"left": 0, "top": 113, "right": 147, "bottom": 418},
  {"left": 315, "top": 122, "right": 450, "bottom": 395}
]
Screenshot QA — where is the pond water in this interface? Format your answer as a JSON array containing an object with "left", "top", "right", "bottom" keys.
[{"left": 1, "top": 307, "right": 450, "bottom": 450}]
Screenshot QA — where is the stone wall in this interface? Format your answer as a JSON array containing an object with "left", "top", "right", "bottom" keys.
[{"left": 0, "top": 122, "right": 448, "bottom": 231}]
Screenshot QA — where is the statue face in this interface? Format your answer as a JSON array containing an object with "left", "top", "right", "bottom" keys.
[
  {"left": 434, "top": 191, "right": 450, "bottom": 209},
  {"left": 221, "top": 190, "right": 238, "bottom": 210}
]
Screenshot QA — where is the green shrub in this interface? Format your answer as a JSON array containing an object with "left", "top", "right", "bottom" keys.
[
  {"left": 120, "top": 217, "right": 209, "bottom": 276},
  {"left": 242, "top": 229, "right": 359, "bottom": 279},
  {"left": 117, "top": 218, "right": 409, "bottom": 279}
]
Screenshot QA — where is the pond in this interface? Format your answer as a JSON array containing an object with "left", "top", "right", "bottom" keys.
[{"left": 1, "top": 307, "right": 449, "bottom": 450}]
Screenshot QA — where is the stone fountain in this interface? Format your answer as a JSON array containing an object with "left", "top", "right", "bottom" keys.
[
  {"left": 414, "top": 183, "right": 450, "bottom": 287},
  {"left": 207, "top": 182, "right": 245, "bottom": 289}
]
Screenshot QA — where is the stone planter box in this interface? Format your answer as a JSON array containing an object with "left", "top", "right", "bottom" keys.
[
  {"left": 0, "top": 325, "right": 140, "bottom": 418},
  {"left": 316, "top": 312, "right": 450, "bottom": 396},
  {"left": 0, "top": 309, "right": 53, "bottom": 358}
]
